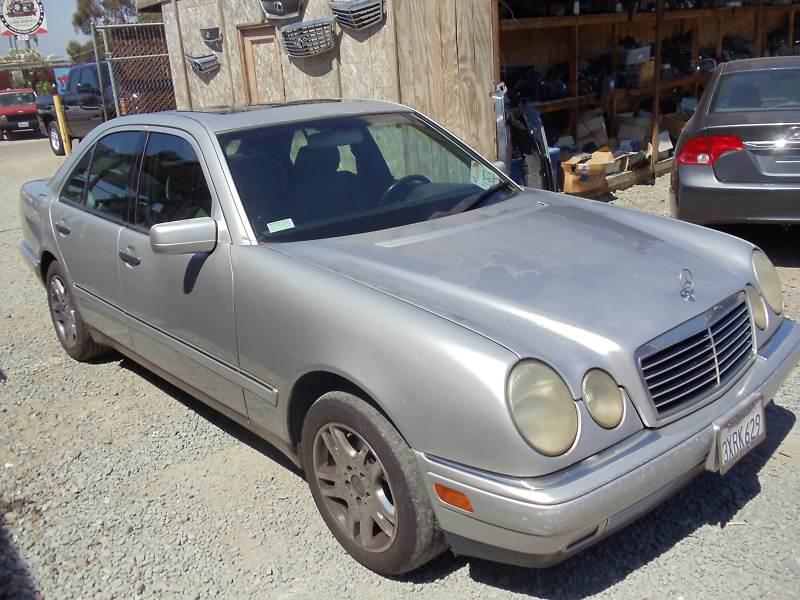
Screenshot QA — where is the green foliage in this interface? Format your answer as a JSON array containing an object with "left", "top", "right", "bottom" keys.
[
  {"left": 11, "top": 72, "right": 28, "bottom": 88},
  {"left": 36, "top": 80, "right": 54, "bottom": 96},
  {"left": 66, "top": 39, "right": 100, "bottom": 63},
  {"left": 72, "top": 0, "right": 137, "bottom": 35}
]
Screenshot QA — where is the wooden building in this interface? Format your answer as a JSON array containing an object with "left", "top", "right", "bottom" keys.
[{"left": 139, "top": 1, "right": 799, "bottom": 165}]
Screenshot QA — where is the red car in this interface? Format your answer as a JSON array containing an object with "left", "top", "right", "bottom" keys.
[{"left": 0, "top": 88, "right": 38, "bottom": 138}]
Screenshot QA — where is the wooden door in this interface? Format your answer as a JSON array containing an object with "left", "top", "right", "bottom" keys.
[{"left": 240, "top": 26, "right": 285, "bottom": 106}]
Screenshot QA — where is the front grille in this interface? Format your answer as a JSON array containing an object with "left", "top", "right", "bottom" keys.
[
  {"left": 5, "top": 114, "right": 35, "bottom": 124},
  {"left": 639, "top": 296, "right": 754, "bottom": 417},
  {"left": 281, "top": 17, "right": 336, "bottom": 58},
  {"left": 331, "top": 0, "right": 385, "bottom": 31}
]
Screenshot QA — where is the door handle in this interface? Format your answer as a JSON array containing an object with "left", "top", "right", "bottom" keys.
[
  {"left": 55, "top": 222, "right": 70, "bottom": 235},
  {"left": 118, "top": 249, "right": 141, "bottom": 267}
]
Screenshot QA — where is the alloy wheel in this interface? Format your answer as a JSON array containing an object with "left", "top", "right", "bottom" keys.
[
  {"left": 49, "top": 276, "right": 78, "bottom": 348},
  {"left": 312, "top": 423, "right": 398, "bottom": 553},
  {"left": 50, "top": 127, "right": 60, "bottom": 152}
]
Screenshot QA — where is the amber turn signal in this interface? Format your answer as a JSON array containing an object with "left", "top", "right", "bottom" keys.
[{"left": 434, "top": 483, "right": 473, "bottom": 513}]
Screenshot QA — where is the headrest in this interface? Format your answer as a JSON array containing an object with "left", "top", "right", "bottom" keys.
[{"left": 294, "top": 144, "right": 340, "bottom": 175}]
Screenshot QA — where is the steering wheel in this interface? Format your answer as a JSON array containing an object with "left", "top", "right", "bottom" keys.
[{"left": 377, "top": 175, "right": 431, "bottom": 207}]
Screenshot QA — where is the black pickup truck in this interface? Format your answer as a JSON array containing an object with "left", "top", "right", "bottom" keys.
[{"left": 37, "top": 62, "right": 116, "bottom": 156}]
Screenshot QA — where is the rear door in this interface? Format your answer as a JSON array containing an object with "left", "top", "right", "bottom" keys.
[
  {"left": 707, "top": 67, "right": 800, "bottom": 184},
  {"left": 116, "top": 130, "right": 247, "bottom": 416},
  {"left": 50, "top": 130, "right": 145, "bottom": 345}
]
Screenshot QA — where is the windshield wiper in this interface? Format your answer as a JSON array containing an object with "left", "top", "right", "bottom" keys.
[{"left": 429, "top": 180, "right": 516, "bottom": 220}]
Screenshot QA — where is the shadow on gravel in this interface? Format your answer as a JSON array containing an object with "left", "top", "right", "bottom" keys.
[
  {"left": 405, "top": 403, "right": 795, "bottom": 598},
  {"left": 712, "top": 225, "right": 800, "bottom": 268},
  {"left": 117, "top": 356, "right": 303, "bottom": 477},
  {"left": 0, "top": 509, "right": 39, "bottom": 599}
]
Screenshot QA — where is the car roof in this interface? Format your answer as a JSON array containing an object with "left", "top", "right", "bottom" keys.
[
  {"left": 721, "top": 56, "right": 800, "bottom": 73},
  {"left": 115, "top": 99, "right": 411, "bottom": 134}
]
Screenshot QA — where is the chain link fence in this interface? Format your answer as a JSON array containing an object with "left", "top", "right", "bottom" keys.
[{"left": 95, "top": 22, "right": 176, "bottom": 117}]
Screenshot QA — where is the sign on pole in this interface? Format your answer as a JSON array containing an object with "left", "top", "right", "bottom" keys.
[{"left": 0, "top": 0, "right": 48, "bottom": 37}]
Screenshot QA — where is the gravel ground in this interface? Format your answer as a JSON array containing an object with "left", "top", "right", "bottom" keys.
[{"left": 1, "top": 141, "right": 799, "bottom": 599}]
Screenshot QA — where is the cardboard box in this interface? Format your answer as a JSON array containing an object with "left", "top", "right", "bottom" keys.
[
  {"left": 561, "top": 153, "right": 611, "bottom": 195},
  {"left": 619, "top": 45, "right": 651, "bottom": 66},
  {"left": 575, "top": 108, "right": 609, "bottom": 148},
  {"left": 639, "top": 60, "right": 655, "bottom": 84}
]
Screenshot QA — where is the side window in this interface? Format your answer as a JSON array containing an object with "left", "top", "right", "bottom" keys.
[
  {"left": 135, "top": 133, "right": 212, "bottom": 229},
  {"left": 59, "top": 150, "right": 94, "bottom": 205},
  {"left": 85, "top": 131, "right": 145, "bottom": 222},
  {"left": 79, "top": 67, "right": 99, "bottom": 90}
]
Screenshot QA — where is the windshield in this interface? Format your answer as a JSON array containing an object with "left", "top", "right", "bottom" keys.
[
  {"left": 219, "top": 112, "right": 515, "bottom": 242},
  {"left": 711, "top": 69, "right": 800, "bottom": 112},
  {"left": 0, "top": 92, "right": 35, "bottom": 106}
]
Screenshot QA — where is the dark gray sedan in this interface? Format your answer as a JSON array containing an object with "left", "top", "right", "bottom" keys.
[{"left": 671, "top": 56, "right": 800, "bottom": 224}]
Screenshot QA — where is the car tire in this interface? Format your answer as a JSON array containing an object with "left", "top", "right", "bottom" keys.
[
  {"left": 301, "top": 391, "right": 446, "bottom": 576},
  {"left": 45, "top": 261, "right": 107, "bottom": 361},
  {"left": 48, "top": 121, "right": 65, "bottom": 156}
]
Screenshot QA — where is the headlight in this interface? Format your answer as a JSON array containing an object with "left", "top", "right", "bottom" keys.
[
  {"left": 752, "top": 249, "right": 783, "bottom": 314},
  {"left": 507, "top": 360, "right": 578, "bottom": 456},
  {"left": 745, "top": 284, "right": 767, "bottom": 330},
  {"left": 581, "top": 369, "right": 624, "bottom": 429}
]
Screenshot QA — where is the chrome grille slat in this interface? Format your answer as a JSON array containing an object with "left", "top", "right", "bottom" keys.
[
  {"left": 710, "top": 310, "right": 749, "bottom": 344},
  {"left": 638, "top": 296, "right": 754, "bottom": 418},
  {"left": 653, "top": 373, "right": 720, "bottom": 409},
  {"left": 643, "top": 341, "right": 714, "bottom": 381},
  {"left": 651, "top": 362, "right": 719, "bottom": 399},
  {"left": 640, "top": 332, "right": 711, "bottom": 370},
  {"left": 718, "top": 334, "right": 753, "bottom": 371},
  {"left": 332, "top": 0, "right": 385, "bottom": 30},
  {"left": 710, "top": 305, "right": 748, "bottom": 334}
]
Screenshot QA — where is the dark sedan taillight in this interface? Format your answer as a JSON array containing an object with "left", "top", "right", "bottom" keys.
[{"left": 676, "top": 135, "right": 744, "bottom": 166}]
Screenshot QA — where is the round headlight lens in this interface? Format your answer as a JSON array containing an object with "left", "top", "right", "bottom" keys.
[
  {"left": 581, "top": 369, "right": 624, "bottom": 429},
  {"left": 752, "top": 250, "right": 783, "bottom": 314},
  {"left": 745, "top": 284, "right": 767, "bottom": 330},
  {"left": 507, "top": 360, "right": 578, "bottom": 457}
]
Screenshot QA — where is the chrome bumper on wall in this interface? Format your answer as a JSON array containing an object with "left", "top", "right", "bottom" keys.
[{"left": 417, "top": 318, "right": 800, "bottom": 567}]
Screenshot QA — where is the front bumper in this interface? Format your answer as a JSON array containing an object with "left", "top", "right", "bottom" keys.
[
  {"left": 672, "top": 165, "right": 800, "bottom": 225},
  {"left": 0, "top": 117, "right": 38, "bottom": 132},
  {"left": 417, "top": 317, "right": 800, "bottom": 568}
]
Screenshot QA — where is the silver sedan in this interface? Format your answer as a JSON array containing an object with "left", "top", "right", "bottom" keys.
[{"left": 19, "top": 100, "right": 800, "bottom": 575}]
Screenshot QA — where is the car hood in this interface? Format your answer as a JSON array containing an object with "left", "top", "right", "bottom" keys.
[
  {"left": 279, "top": 191, "right": 753, "bottom": 396},
  {"left": 0, "top": 103, "right": 37, "bottom": 117}
]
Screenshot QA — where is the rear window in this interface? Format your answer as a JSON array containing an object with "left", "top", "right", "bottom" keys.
[{"left": 712, "top": 69, "right": 800, "bottom": 113}]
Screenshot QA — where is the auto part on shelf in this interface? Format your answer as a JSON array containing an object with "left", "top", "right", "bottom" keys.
[
  {"left": 281, "top": 16, "right": 337, "bottom": 58},
  {"left": 331, "top": 0, "right": 385, "bottom": 31}
]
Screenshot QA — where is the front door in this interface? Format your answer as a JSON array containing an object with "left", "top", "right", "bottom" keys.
[
  {"left": 117, "top": 130, "right": 246, "bottom": 416},
  {"left": 240, "top": 25, "right": 285, "bottom": 106},
  {"left": 50, "top": 131, "right": 145, "bottom": 345}
]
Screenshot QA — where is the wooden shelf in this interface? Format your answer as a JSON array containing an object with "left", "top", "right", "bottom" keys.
[
  {"left": 531, "top": 72, "right": 712, "bottom": 114},
  {"left": 500, "top": 5, "right": 791, "bottom": 32}
]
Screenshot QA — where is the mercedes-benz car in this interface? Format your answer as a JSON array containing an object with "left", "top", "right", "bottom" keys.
[
  {"left": 19, "top": 100, "right": 800, "bottom": 576},
  {"left": 671, "top": 56, "right": 800, "bottom": 224}
]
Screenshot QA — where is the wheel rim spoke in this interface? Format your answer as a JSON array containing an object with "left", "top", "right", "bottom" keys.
[{"left": 313, "top": 422, "right": 398, "bottom": 553}]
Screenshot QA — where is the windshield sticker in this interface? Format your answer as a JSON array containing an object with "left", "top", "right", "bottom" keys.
[
  {"left": 267, "top": 218, "right": 295, "bottom": 234},
  {"left": 470, "top": 161, "right": 501, "bottom": 190}
]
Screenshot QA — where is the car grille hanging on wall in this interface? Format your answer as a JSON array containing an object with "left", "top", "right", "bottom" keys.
[
  {"left": 330, "top": 0, "right": 385, "bottom": 31},
  {"left": 261, "top": 0, "right": 306, "bottom": 20},
  {"left": 281, "top": 16, "right": 336, "bottom": 58}
]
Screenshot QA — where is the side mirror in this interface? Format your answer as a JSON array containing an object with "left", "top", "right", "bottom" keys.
[{"left": 150, "top": 217, "right": 217, "bottom": 255}]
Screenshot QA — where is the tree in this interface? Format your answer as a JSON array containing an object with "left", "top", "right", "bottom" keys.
[
  {"left": 72, "top": 0, "right": 137, "bottom": 36},
  {"left": 66, "top": 39, "right": 100, "bottom": 63}
]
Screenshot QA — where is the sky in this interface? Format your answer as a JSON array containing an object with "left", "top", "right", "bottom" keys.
[{"left": 24, "top": 0, "right": 89, "bottom": 58}]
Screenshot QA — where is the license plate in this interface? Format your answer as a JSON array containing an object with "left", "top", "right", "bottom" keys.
[
  {"left": 17, "top": 121, "right": 29, "bottom": 128},
  {"left": 717, "top": 400, "right": 766, "bottom": 475}
]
